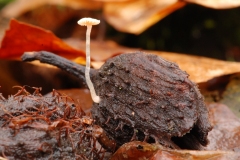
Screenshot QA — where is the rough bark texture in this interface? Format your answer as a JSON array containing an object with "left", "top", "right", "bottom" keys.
[{"left": 91, "top": 52, "right": 212, "bottom": 148}]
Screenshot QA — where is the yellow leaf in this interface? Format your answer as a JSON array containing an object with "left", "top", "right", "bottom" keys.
[{"left": 104, "top": 0, "right": 185, "bottom": 34}]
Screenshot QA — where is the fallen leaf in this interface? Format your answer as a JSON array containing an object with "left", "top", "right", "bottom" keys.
[
  {"left": 0, "top": 19, "right": 85, "bottom": 60},
  {"left": 1, "top": 0, "right": 102, "bottom": 18},
  {"left": 204, "top": 103, "right": 240, "bottom": 152},
  {"left": 1, "top": 0, "right": 185, "bottom": 34},
  {"left": 150, "top": 51, "right": 240, "bottom": 83},
  {"left": 152, "top": 149, "right": 237, "bottom": 160},
  {"left": 110, "top": 141, "right": 159, "bottom": 160},
  {"left": 64, "top": 38, "right": 137, "bottom": 61},
  {"left": 1, "top": 20, "right": 240, "bottom": 88},
  {"left": 67, "top": 39, "right": 240, "bottom": 84},
  {"left": 110, "top": 141, "right": 238, "bottom": 160},
  {"left": 3, "top": 0, "right": 240, "bottom": 35},
  {"left": 103, "top": 0, "right": 240, "bottom": 33},
  {"left": 103, "top": 0, "right": 185, "bottom": 34},
  {"left": 16, "top": 5, "right": 83, "bottom": 33},
  {"left": 184, "top": 0, "right": 240, "bottom": 9}
]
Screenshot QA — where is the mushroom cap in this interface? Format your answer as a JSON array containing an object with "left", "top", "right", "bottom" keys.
[{"left": 78, "top": 18, "right": 100, "bottom": 26}]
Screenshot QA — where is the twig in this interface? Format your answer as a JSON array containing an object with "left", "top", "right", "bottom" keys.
[{"left": 21, "top": 51, "right": 95, "bottom": 84}]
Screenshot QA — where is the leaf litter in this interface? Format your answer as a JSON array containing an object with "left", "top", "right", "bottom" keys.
[{"left": 1, "top": 17, "right": 240, "bottom": 159}]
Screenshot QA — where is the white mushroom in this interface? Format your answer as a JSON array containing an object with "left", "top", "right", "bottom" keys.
[{"left": 78, "top": 18, "right": 100, "bottom": 103}]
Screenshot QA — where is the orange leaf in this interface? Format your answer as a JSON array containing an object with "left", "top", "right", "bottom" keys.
[
  {"left": 184, "top": 0, "right": 240, "bottom": 9},
  {"left": 103, "top": 0, "right": 185, "bottom": 34},
  {"left": 0, "top": 19, "right": 85, "bottom": 60},
  {"left": 1, "top": 0, "right": 102, "bottom": 18}
]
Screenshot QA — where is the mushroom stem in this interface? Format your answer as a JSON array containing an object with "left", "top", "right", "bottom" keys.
[{"left": 85, "top": 25, "right": 100, "bottom": 103}]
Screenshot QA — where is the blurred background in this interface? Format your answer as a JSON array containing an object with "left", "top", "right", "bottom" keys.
[
  {"left": 1, "top": 0, "right": 240, "bottom": 99},
  {"left": 1, "top": 0, "right": 240, "bottom": 61}
]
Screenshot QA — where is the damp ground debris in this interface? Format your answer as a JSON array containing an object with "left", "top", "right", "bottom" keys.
[
  {"left": 0, "top": 86, "right": 112, "bottom": 160},
  {"left": 22, "top": 51, "right": 212, "bottom": 151}
]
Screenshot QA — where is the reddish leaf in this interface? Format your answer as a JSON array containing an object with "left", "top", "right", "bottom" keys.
[
  {"left": 71, "top": 39, "right": 240, "bottom": 83},
  {"left": 184, "top": 0, "right": 240, "bottom": 9},
  {"left": 104, "top": 0, "right": 185, "bottom": 34},
  {"left": 204, "top": 103, "right": 240, "bottom": 151},
  {"left": 152, "top": 149, "right": 237, "bottom": 160},
  {"left": 110, "top": 141, "right": 159, "bottom": 160},
  {"left": 110, "top": 141, "right": 238, "bottom": 160},
  {"left": 0, "top": 19, "right": 85, "bottom": 59}
]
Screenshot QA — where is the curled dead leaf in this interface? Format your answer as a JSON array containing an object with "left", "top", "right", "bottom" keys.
[
  {"left": 151, "top": 51, "right": 240, "bottom": 83},
  {"left": 103, "top": 0, "right": 185, "bottom": 34},
  {"left": 1, "top": 0, "right": 102, "bottom": 18},
  {"left": 110, "top": 141, "right": 159, "bottom": 160},
  {"left": 205, "top": 103, "right": 240, "bottom": 151},
  {"left": 0, "top": 19, "right": 85, "bottom": 60},
  {"left": 2, "top": 0, "right": 240, "bottom": 35},
  {"left": 110, "top": 141, "right": 239, "bottom": 160},
  {"left": 74, "top": 39, "right": 240, "bottom": 84},
  {"left": 1, "top": 0, "right": 186, "bottom": 34},
  {"left": 1, "top": 19, "right": 240, "bottom": 91},
  {"left": 152, "top": 149, "right": 237, "bottom": 160},
  {"left": 184, "top": 0, "right": 240, "bottom": 9}
]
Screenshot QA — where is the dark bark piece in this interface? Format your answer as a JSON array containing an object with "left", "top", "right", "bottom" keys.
[
  {"left": 21, "top": 51, "right": 212, "bottom": 150},
  {"left": 21, "top": 51, "right": 87, "bottom": 84},
  {"left": 92, "top": 52, "right": 212, "bottom": 148}
]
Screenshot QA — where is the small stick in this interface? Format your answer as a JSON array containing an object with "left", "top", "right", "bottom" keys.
[{"left": 21, "top": 51, "right": 90, "bottom": 85}]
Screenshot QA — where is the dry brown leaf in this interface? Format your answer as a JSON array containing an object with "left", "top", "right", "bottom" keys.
[
  {"left": 2, "top": 17, "right": 240, "bottom": 85},
  {"left": 110, "top": 141, "right": 238, "bottom": 160},
  {"left": 184, "top": 0, "right": 240, "bottom": 9},
  {"left": 90, "top": 48, "right": 240, "bottom": 84},
  {"left": 68, "top": 39, "right": 240, "bottom": 84},
  {"left": 110, "top": 141, "right": 159, "bottom": 160},
  {"left": 103, "top": 0, "right": 185, "bottom": 34},
  {"left": 3, "top": 0, "right": 240, "bottom": 35},
  {"left": 1, "top": 0, "right": 185, "bottom": 35},
  {"left": 64, "top": 38, "right": 137, "bottom": 61},
  {"left": 150, "top": 51, "right": 240, "bottom": 83},
  {"left": 152, "top": 149, "right": 237, "bottom": 160},
  {"left": 204, "top": 103, "right": 240, "bottom": 151},
  {"left": 1, "top": 0, "right": 102, "bottom": 18}
]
